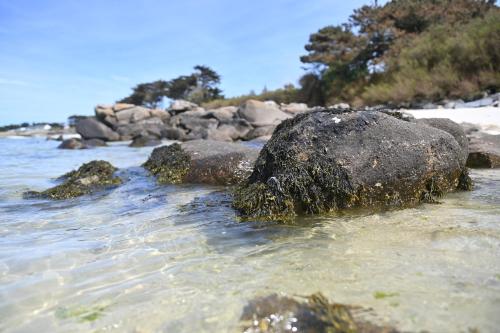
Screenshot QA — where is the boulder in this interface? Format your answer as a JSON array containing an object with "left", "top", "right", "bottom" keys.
[
  {"left": 280, "top": 102, "right": 309, "bottom": 115},
  {"left": 169, "top": 100, "right": 199, "bottom": 113},
  {"left": 161, "top": 127, "right": 187, "bottom": 141},
  {"left": 115, "top": 106, "right": 151, "bottom": 124},
  {"left": 244, "top": 125, "right": 276, "bottom": 141},
  {"left": 237, "top": 100, "right": 292, "bottom": 127},
  {"left": 233, "top": 110, "right": 471, "bottom": 219},
  {"left": 58, "top": 138, "right": 86, "bottom": 149},
  {"left": 208, "top": 106, "right": 238, "bottom": 121},
  {"left": 94, "top": 105, "right": 114, "bottom": 120},
  {"left": 117, "top": 117, "right": 164, "bottom": 140},
  {"left": 467, "top": 133, "right": 500, "bottom": 168},
  {"left": 129, "top": 135, "right": 162, "bottom": 148},
  {"left": 240, "top": 293, "right": 401, "bottom": 333},
  {"left": 75, "top": 118, "right": 120, "bottom": 141},
  {"left": 143, "top": 140, "right": 260, "bottom": 185},
  {"left": 206, "top": 125, "right": 239, "bottom": 142},
  {"left": 23, "top": 160, "right": 121, "bottom": 200},
  {"left": 113, "top": 103, "right": 135, "bottom": 111},
  {"left": 150, "top": 109, "right": 171, "bottom": 122},
  {"left": 414, "top": 118, "right": 469, "bottom": 165}
]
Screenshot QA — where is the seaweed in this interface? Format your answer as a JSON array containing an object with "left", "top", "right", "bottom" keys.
[
  {"left": 240, "top": 292, "right": 400, "bottom": 333},
  {"left": 142, "top": 143, "right": 191, "bottom": 184},
  {"left": 24, "top": 160, "right": 121, "bottom": 200}
]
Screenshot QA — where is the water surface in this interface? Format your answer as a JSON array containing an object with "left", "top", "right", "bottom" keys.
[{"left": 0, "top": 138, "right": 499, "bottom": 332}]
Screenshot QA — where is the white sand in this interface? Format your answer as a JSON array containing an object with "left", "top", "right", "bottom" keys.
[{"left": 405, "top": 107, "right": 500, "bottom": 134}]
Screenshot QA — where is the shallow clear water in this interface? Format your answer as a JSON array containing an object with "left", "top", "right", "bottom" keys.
[{"left": 0, "top": 137, "right": 499, "bottom": 333}]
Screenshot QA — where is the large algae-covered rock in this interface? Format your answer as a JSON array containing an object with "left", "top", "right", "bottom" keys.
[
  {"left": 414, "top": 118, "right": 469, "bottom": 165},
  {"left": 240, "top": 293, "right": 400, "bottom": 333},
  {"left": 234, "top": 110, "right": 470, "bottom": 219},
  {"left": 24, "top": 160, "right": 121, "bottom": 200},
  {"left": 143, "top": 140, "right": 259, "bottom": 185}
]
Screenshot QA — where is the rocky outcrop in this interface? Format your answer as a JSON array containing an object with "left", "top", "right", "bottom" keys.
[
  {"left": 467, "top": 133, "right": 500, "bottom": 168},
  {"left": 94, "top": 104, "right": 169, "bottom": 141},
  {"left": 240, "top": 293, "right": 400, "bottom": 333},
  {"left": 237, "top": 100, "right": 292, "bottom": 127},
  {"left": 143, "top": 140, "right": 259, "bottom": 185},
  {"left": 23, "top": 160, "right": 121, "bottom": 199},
  {"left": 75, "top": 118, "right": 120, "bottom": 141},
  {"left": 233, "top": 109, "right": 471, "bottom": 220}
]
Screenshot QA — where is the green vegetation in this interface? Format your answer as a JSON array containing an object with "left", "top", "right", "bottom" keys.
[
  {"left": 373, "top": 291, "right": 400, "bottom": 299},
  {"left": 119, "top": 65, "right": 223, "bottom": 108},
  {"left": 202, "top": 84, "right": 300, "bottom": 109},
  {"left": 142, "top": 143, "right": 192, "bottom": 184},
  {"left": 0, "top": 122, "right": 63, "bottom": 132},
  {"left": 119, "top": 1, "right": 498, "bottom": 109},
  {"left": 299, "top": 0, "right": 499, "bottom": 107},
  {"left": 24, "top": 160, "right": 121, "bottom": 200}
]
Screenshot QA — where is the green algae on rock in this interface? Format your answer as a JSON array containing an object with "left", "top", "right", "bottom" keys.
[
  {"left": 24, "top": 160, "right": 121, "bottom": 200},
  {"left": 240, "top": 293, "right": 400, "bottom": 333},
  {"left": 142, "top": 143, "right": 191, "bottom": 184},
  {"left": 143, "top": 140, "right": 259, "bottom": 185},
  {"left": 233, "top": 110, "right": 471, "bottom": 220}
]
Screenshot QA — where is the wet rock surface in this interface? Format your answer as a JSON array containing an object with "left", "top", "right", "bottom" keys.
[
  {"left": 234, "top": 109, "right": 470, "bottom": 219},
  {"left": 240, "top": 293, "right": 400, "bottom": 333},
  {"left": 23, "top": 160, "right": 121, "bottom": 200},
  {"left": 467, "top": 133, "right": 500, "bottom": 168},
  {"left": 143, "top": 140, "right": 260, "bottom": 185}
]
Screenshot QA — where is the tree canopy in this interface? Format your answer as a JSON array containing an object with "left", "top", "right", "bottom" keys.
[
  {"left": 300, "top": 0, "right": 499, "bottom": 106},
  {"left": 119, "top": 65, "right": 223, "bottom": 108}
]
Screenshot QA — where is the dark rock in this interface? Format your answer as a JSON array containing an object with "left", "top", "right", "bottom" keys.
[
  {"left": 58, "top": 138, "right": 86, "bottom": 149},
  {"left": 23, "top": 161, "right": 121, "bottom": 200},
  {"left": 234, "top": 110, "right": 469, "bottom": 220},
  {"left": 161, "top": 127, "right": 187, "bottom": 141},
  {"left": 75, "top": 118, "right": 119, "bottom": 141},
  {"left": 129, "top": 135, "right": 162, "bottom": 147},
  {"left": 467, "top": 133, "right": 500, "bottom": 168},
  {"left": 240, "top": 293, "right": 400, "bottom": 333},
  {"left": 143, "top": 140, "right": 260, "bottom": 185},
  {"left": 244, "top": 125, "right": 276, "bottom": 141},
  {"left": 238, "top": 100, "right": 292, "bottom": 127},
  {"left": 414, "top": 118, "right": 469, "bottom": 165},
  {"left": 117, "top": 118, "right": 164, "bottom": 140}
]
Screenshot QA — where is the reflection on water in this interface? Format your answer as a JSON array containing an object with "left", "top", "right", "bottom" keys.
[{"left": 0, "top": 138, "right": 499, "bottom": 332}]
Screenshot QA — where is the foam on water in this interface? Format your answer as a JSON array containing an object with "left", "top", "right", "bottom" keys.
[{"left": 0, "top": 138, "right": 499, "bottom": 332}]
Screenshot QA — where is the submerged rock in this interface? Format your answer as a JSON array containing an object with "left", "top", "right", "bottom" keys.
[
  {"left": 234, "top": 110, "right": 470, "bottom": 220},
  {"left": 24, "top": 160, "right": 121, "bottom": 200},
  {"left": 58, "top": 138, "right": 108, "bottom": 149},
  {"left": 467, "top": 133, "right": 500, "bottom": 168},
  {"left": 143, "top": 140, "right": 259, "bottom": 185},
  {"left": 240, "top": 293, "right": 400, "bottom": 333}
]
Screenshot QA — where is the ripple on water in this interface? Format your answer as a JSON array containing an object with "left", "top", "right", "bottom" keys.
[{"left": 0, "top": 138, "right": 499, "bottom": 332}]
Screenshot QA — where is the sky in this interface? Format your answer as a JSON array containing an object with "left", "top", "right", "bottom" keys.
[{"left": 0, "top": 0, "right": 379, "bottom": 125}]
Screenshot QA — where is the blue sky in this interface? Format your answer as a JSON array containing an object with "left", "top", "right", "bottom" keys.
[{"left": 0, "top": 0, "right": 378, "bottom": 124}]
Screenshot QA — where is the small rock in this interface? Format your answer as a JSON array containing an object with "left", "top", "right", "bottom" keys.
[{"left": 23, "top": 160, "right": 121, "bottom": 200}]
